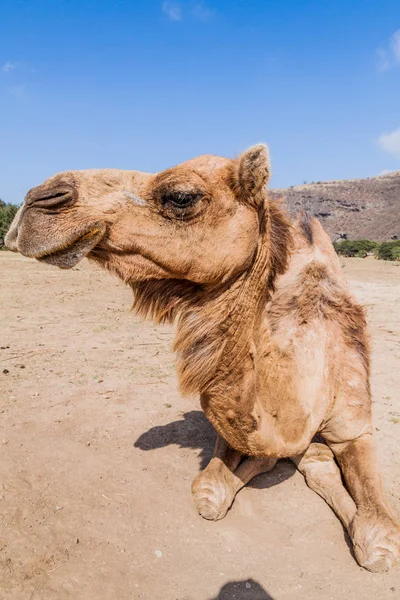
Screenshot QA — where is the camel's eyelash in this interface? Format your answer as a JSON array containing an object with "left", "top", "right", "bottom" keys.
[{"left": 161, "top": 191, "right": 202, "bottom": 208}]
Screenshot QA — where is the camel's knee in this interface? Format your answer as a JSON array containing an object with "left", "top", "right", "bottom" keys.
[
  {"left": 293, "top": 442, "right": 357, "bottom": 530},
  {"left": 293, "top": 443, "right": 339, "bottom": 489}
]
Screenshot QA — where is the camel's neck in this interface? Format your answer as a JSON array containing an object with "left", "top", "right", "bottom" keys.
[
  {"left": 175, "top": 201, "right": 291, "bottom": 398},
  {"left": 174, "top": 242, "right": 265, "bottom": 393}
]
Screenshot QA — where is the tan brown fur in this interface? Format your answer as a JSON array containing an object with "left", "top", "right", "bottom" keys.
[{"left": 5, "top": 144, "right": 400, "bottom": 572}]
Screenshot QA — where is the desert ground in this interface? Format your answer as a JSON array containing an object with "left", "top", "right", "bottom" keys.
[{"left": 1, "top": 252, "right": 399, "bottom": 600}]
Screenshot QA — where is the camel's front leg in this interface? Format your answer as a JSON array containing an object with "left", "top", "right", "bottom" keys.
[
  {"left": 291, "top": 442, "right": 356, "bottom": 530},
  {"left": 192, "top": 434, "right": 276, "bottom": 521},
  {"left": 330, "top": 434, "right": 400, "bottom": 572},
  {"left": 192, "top": 435, "right": 242, "bottom": 521}
]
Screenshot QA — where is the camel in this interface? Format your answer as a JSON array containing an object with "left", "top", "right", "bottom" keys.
[{"left": 5, "top": 145, "right": 400, "bottom": 572}]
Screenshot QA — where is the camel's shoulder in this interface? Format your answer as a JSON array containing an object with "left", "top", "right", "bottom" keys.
[{"left": 268, "top": 212, "right": 366, "bottom": 326}]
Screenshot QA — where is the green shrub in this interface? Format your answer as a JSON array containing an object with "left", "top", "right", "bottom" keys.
[
  {"left": 333, "top": 239, "right": 400, "bottom": 261},
  {"left": 376, "top": 241, "right": 400, "bottom": 261},
  {"left": 0, "top": 201, "right": 19, "bottom": 248},
  {"left": 333, "top": 239, "right": 379, "bottom": 257}
]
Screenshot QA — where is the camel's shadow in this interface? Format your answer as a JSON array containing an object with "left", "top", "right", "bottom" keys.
[
  {"left": 209, "top": 579, "right": 274, "bottom": 599},
  {"left": 134, "top": 410, "right": 296, "bottom": 489}
]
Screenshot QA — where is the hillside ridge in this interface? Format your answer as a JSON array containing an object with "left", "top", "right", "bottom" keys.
[{"left": 270, "top": 171, "right": 400, "bottom": 241}]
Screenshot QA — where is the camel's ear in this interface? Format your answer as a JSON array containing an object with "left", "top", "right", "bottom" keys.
[{"left": 231, "top": 144, "right": 270, "bottom": 208}]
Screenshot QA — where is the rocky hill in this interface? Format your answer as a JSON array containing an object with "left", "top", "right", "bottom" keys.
[{"left": 270, "top": 171, "right": 400, "bottom": 242}]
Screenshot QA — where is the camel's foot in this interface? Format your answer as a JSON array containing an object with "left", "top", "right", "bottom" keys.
[
  {"left": 191, "top": 470, "right": 236, "bottom": 521},
  {"left": 192, "top": 456, "right": 277, "bottom": 521},
  {"left": 351, "top": 510, "right": 400, "bottom": 572}
]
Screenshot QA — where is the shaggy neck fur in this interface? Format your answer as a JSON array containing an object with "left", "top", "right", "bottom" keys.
[{"left": 93, "top": 198, "right": 292, "bottom": 403}]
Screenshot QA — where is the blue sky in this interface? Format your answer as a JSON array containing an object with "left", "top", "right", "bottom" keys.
[{"left": 1, "top": 0, "right": 400, "bottom": 205}]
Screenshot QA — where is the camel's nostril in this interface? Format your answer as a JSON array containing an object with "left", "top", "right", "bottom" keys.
[
  {"left": 43, "top": 190, "right": 70, "bottom": 201},
  {"left": 25, "top": 184, "right": 76, "bottom": 209}
]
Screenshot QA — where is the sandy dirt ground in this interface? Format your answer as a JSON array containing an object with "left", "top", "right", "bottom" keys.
[{"left": 1, "top": 252, "right": 399, "bottom": 600}]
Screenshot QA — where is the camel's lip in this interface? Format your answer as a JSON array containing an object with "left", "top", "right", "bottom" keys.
[
  {"left": 33, "top": 224, "right": 106, "bottom": 269},
  {"left": 36, "top": 227, "right": 104, "bottom": 259}
]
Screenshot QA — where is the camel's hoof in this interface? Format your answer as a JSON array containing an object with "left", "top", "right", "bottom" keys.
[
  {"left": 352, "top": 513, "right": 400, "bottom": 573},
  {"left": 191, "top": 475, "right": 235, "bottom": 521}
]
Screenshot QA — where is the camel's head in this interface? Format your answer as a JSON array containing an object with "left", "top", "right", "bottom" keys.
[{"left": 6, "top": 145, "right": 271, "bottom": 286}]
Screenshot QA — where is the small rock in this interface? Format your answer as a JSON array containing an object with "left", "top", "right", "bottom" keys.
[
  {"left": 3, "top": 369, "right": 9, "bottom": 375},
  {"left": 154, "top": 550, "right": 162, "bottom": 558},
  {"left": 245, "top": 582, "right": 252, "bottom": 589}
]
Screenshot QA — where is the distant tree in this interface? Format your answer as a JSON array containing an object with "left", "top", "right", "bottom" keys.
[
  {"left": 0, "top": 201, "right": 19, "bottom": 248},
  {"left": 377, "top": 241, "right": 400, "bottom": 261},
  {"left": 333, "top": 239, "right": 400, "bottom": 261},
  {"left": 333, "top": 239, "right": 379, "bottom": 258}
]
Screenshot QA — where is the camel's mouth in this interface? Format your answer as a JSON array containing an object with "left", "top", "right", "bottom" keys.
[{"left": 37, "top": 225, "right": 106, "bottom": 269}]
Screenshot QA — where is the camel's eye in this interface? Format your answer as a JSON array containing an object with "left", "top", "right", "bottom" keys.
[{"left": 161, "top": 191, "right": 201, "bottom": 210}]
